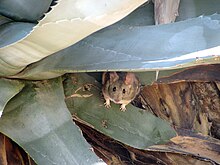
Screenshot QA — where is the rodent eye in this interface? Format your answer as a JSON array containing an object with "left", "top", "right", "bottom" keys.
[
  {"left": 122, "top": 89, "right": 126, "bottom": 94},
  {"left": 113, "top": 87, "right": 116, "bottom": 92}
]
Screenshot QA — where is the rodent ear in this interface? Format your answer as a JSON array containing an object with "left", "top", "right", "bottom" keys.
[
  {"left": 102, "top": 72, "right": 108, "bottom": 84},
  {"left": 109, "top": 72, "right": 119, "bottom": 83},
  {"left": 124, "top": 73, "right": 135, "bottom": 85}
]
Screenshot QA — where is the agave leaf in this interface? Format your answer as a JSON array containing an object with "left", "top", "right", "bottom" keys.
[
  {"left": 110, "top": 2, "right": 154, "bottom": 27},
  {"left": 0, "top": 78, "right": 24, "bottom": 118},
  {"left": 0, "top": 78, "right": 103, "bottom": 165},
  {"left": 15, "top": 14, "right": 220, "bottom": 80},
  {"left": 0, "top": 21, "right": 35, "bottom": 74},
  {"left": 0, "top": 22, "right": 35, "bottom": 48},
  {"left": 0, "top": 0, "right": 53, "bottom": 22},
  {"left": 177, "top": 0, "right": 220, "bottom": 21},
  {"left": 0, "top": 15, "right": 12, "bottom": 26},
  {"left": 64, "top": 73, "right": 176, "bottom": 149},
  {"left": 0, "top": 0, "right": 147, "bottom": 76}
]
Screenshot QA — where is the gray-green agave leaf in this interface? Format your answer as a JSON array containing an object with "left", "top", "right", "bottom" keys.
[
  {"left": 15, "top": 14, "right": 220, "bottom": 80},
  {"left": 0, "top": 0, "right": 53, "bottom": 22},
  {"left": 0, "top": 78, "right": 24, "bottom": 117},
  {"left": 0, "top": 78, "right": 103, "bottom": 165},
  {"left": 0, "top": 0, "right": 147, "bottom": 76}
]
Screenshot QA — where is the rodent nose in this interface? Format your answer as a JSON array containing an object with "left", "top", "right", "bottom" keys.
[{"left": 115, "top": 99, "right": 120, "bottom": 103}]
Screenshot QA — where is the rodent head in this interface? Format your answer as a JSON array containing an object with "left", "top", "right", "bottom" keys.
[{"left": 108, "top": 72, "right": 139, "bottom": 103}]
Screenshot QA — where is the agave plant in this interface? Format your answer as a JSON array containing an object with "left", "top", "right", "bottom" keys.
[{"left": 0, "top": 0, "right": 220, "bottom": 164}]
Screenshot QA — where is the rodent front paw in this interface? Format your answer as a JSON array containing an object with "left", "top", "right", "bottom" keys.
[
  {"left": 104, "top": 102, "right": 111, "bottom": 108},
  {"left": 120, "top": 104, "right": 127, "bottom": 112},
  {"left": 104, "top": 100, "right": 111, "bottom": 108},
  {"left": 104, "top": 99, "right": 111, "bottom": 109}
]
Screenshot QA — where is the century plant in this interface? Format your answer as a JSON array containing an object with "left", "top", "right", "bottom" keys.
[{"left": 0, "top": 0, "right": 220, "bottom": 164}]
